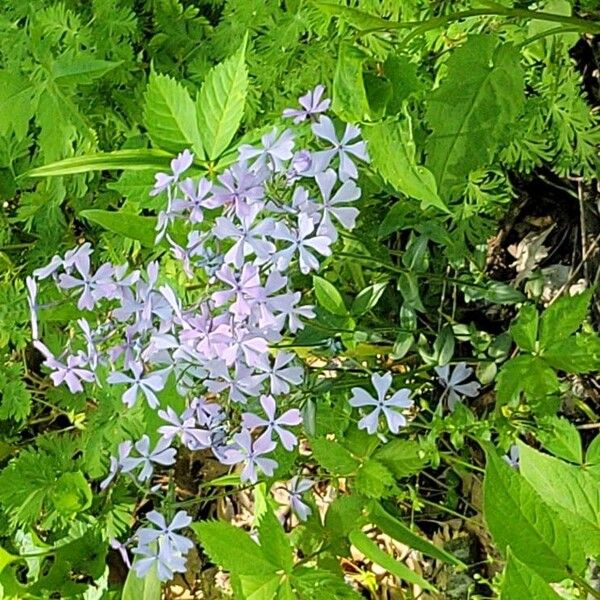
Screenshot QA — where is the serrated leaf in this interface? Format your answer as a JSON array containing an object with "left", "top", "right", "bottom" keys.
[
  {"left": 369, "top": 502, "right": 465, "bottom": 567},
  {"left": 313, "top": 276, "right": 347, "bottom": 316},
  {"left": 332, "top": 43, "right": 370, "bottom": 122},
  {"left": 122, "top": 566, "right": 161, "bottom": 600},
  {"left": 355, "top": 459, "right": 395, "bottom": 498},
  {"left": 258, "top": 509, "right": 293, "bottom": 573},
  {"left": 365, "top": 119, "right": 447, "bottom": 212},
  {"left": 426, "top": 36, "right": 524, "bottom": 200},
  {"left": 196, "top": 37, "right": 248, "bottom": 159},
  {"left": 518, "top": 442, "right": 600, "bottom": 554},
  {"left": 192, "top": 520, "right": 277, "bottom": 576},
  {"left": 52, "top": 56, "right": 122, "bottom": 85},
  {"left": 25, "top": 149, "right": 173, "bottom": 178},
  {"left": 0, "top": 72, "right": 36, "bottom": 140},
  {"left": 107, "top": 170, "right": 157, "bottom": 208},
  {"left": 311, "top": 438, "right": 359, "bottom": 476},
  {"left": 539, "top": 289, "right": 592, "bottom": 349},
  {"left": 501, "top": 551, "right": 562, "bottom": 599},
  {"left": 510, "top": 304, "right": 539, "bottom": 352},
  {"left": 144, "top": 72, "right": 203, "bottom": 156},
  {"left": 373, "top": 439, "right": 425, "bottom": 478},
  {"left": 349, "top": 530, "right": 436, "bottom": 591},
  {"left": 483, "top": 449, "right": 586, "bottom": 581},
  {"left": 238, "top": 574, "right": 280, "bottom": 600},
  {"left": 537, "top": 416, "right": 582, "bottom": 463}
]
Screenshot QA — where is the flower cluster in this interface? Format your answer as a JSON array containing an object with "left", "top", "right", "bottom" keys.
[{"left": 28, "top": 86, "right": 369, "bottom": 581}]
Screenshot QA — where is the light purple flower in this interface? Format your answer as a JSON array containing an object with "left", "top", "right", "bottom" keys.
[
  {"left": 239, "top": 128, "right": 295, "bottom": 172},
  {"left": 100, "top": 441, "right": 133, "bottom": 490},
  {"left": 284, "top": 476, "right": 313, "bottom": 521},
  {"left": 158, "top": 407, "right": 212, "bottom": 450},
  {"left": 256, "top": 352, "right": 303, "bottom": 396},
  {"left": 173, "top": 177, "right": 212, "bottom": 223},
  {"left": 242, "top": 394, "right": 302, "bottom": 451},
  {"left": 107, "top": 363, "right": 169, "bottom": 408},
  {"left": 120, "top": 435, "right": 176, "bottom": 482},
  {"left": 33, "top": 341, "right": 95, "bottom": 393},
  {"left": 221, "top": 428, "right": 278, "bottom": 483},
  {"left": 503, "top": 445, "right": 520, "bottom": 469},
  {"left": 315, "top": 169, "right": 361, "bottom": 241},
  {"left": 110, "top": 538, "right": 132, "bottom": 569},
  {"left": 150, "top": 149, "right": 194, "bottom": 196},
  {"left": 133, "top": 537, "right": 188, "bottom": 582},
  {"left": 58, "top": 256, "right": 115, "bottom": 311},
  {"left": 26, "top": 276, "right": 39, "bottom": 340},
  {"left": 283, "top": 85, "right": 331, "bottom": 123},
  {"left": 272, "top": 214, "right": 332, "bottom": 274},
  {"left": 349, "top": 373, "right": 413, "bottom": 435},
  {"left": 434, "top": 362, "right": 480, "bottom": 411},
  {"left": 212, "top": 263, "right": 263, "bottom": 318},
  {"left": 312, "top": 116, "right": 368, "bottom": 181},
  {"left": 136, "top": 510, "right": 193, "bottom": 556}
]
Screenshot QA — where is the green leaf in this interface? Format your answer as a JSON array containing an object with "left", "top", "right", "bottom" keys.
[
  {"left": 539, "top": 290, "right": 592, "bottom": 349},
  {"left": 238, "top": 574, "right": 280, "bottom": 600},
  {"left": 586, "top": 434, "right": 600, "bottom": 465},
  {"left": 52, "top": 56, "right": 122, "bottom": 85},
  {"left": 0, "top": 546, "right": 18, "bottom": 575},
  {"left": 49, "top": 471, "right": 92, "bottom": 516},
  {"left": 369, "top": 502, "right": 466, "bottom": 567},
  {"left": 258, "top": 508, "right": 293, "bottom": 574},
  {"left": 196, "top": 36, "right": 248, "bottom": 160},
  {"left": 192, "top": 520, "right": 277, "bottom": 576},
  {"left": 355, "top": 459, "right": 395, "bottom": 498},
  {"left": 106, "top": 170, "right": 157, "bottom": 208},
  {"left": 311, "top": 438, "right": 359, "bottom": 476},
  {"left": 384, "top": 55, "right": 424, "bottom": 113},
  {"left": 348, "top": 530, "right": 436, "bottom": 591},
  {"left": 143, "top": 72, "right": 204, "bottom": 156},
  {"left": 351, "top": 282, "right": 388, "bottom": 316},
  {"left": 292, "top": 567, "right": 362, "bottom": 599},
  {"left": 517, "top": 441, "right": 600, "bottom": 554},
  {"left": 25, "top": 149, "right": 173, "bottom": 178},
  {"left": 373, "top": 439, "right": 425, "bottom": 478},
  {"left": 0, "top": 72, "right": 36, "bottom": 140},
  {"left": 365, "top": 119, "right": 447, "bottom": 212},
  {"left": 510, "top": 304, "right": 539, "bottom": 352},
  {"left": 122, "top": 566, "right": 161, "bottom": 600},
  {"left": 313, "top": 276, "right": 348, "bottom": 316},
  {"left": 501, "top": 551, "right": 562, "bottom": 599},
  {"left": 537, "top": 416, "right": 582, "bottom": 463},
  {"left": 483, "top": 449, "right": 586, "bottom": 581},
  {"left": 425, "top": 36, "right": 524, "bottom": 200},
  {"left": 313, "top": 1, "right": 391, "bottom": 30},
  {"left": 79, "top": 210, "right": 157, "bottom": 247},
  {"left": 332, "top": 43, "right": 370, "bottom": 122},
  {"left": 543, "top": 334, "right": 600, "bottom": 373}
]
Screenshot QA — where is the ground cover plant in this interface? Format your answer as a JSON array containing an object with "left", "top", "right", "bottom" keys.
[{"left": 1, "top": 0, "right": 600, "bottom": 598}]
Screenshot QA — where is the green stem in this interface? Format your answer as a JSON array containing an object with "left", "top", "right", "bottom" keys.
[{"left": 570, "top": 571, "right": 600, "bottom": 600}]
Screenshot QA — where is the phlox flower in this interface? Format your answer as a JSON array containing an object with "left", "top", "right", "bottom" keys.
[
  {"left": 239, "top": 128, "right": 295, "bottom": 172},
  {"left": 120, "top": 435, "right": 176, "bottom": 482},
  {"left": 255, "top": 351, "right": 303, "bottom": 396},
  {"left": 150, "top": 149, "right": 193, "bottom": 196},
  {"left": 212, "top": 263, "right": 263, "bottom": 318},
  {"left": 312, "top": 116, "right": 368, "bottom": 181},
  {"left": 158, "top": 406, "right": 212, "bottom": 450},
  {"left": 33, "top": 341, "right": 95, "bottom": 394},
  {"left": 349, "top": 372, "right": 413, "bottom": 435},
  {"left": 242, "top": 394, "right": 302, "bottom": 451},
  {"left": 284, "top": 476, "right": 313, "bottom": 521},
  {"left": 434, "top": 362, "right": 481, "bottom": 411},
  {"left": 173, "top": 177, "right": 212, "bottom": 223},
  {"left": 221, "top": 428, "right": 278, "bottom": 484},
  {"left": 283, "top": 84, "right": 331, "bottom": 123},
  {"left": 107, "top": 362, "right": 169, "bottom": 408}
]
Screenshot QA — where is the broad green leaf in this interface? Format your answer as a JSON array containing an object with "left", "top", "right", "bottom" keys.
[
  {"left": 355, "top": 459, "right": 395, "bottom": 498},
  {"left": 425, "top": 36, "right": 524, "bottom": 200},
  {"left": 49, "top": 472, "right": 92, "bottom": 516},
  {"left": 365, "top": 119, "right": 447, "bottom": 212},
  {"left": 192, "top": 520, "right": 277, "bottom": 576},
  {"left": 483, "top": 449, "right": 586, "bottom": 581},
  {"left": 586, "top": 434, "right": 600, "bottom": 465},
  {"left": 122, "top": 566, "right": 161, "bottom": 600},
  {"left": 25, "top": 149, "right": 173, "bottom": 178},
  {"left": 510, "top": 304, "right": 539, "bottom": 352},
  {"left": 258, "top": 508, "right": 293, "bottom": 573},
  {"left": 0, "top": 72, "right": 36, "bottom": 140},
  {"left": 106, "top": 170, "right": 157, "bottom": 208},
  {"left": 539, "top": 289, "right": 592, "bottom": 349},
  {"left": 80, "top": 210, "right": 157, "bottom": 247},
  {"left": 349, "top": 530, "right": 436, "bottom": 591},
  {"left": 398, "top": 272, "right": 425, "bottom": 312},
  {"left": 537, "top": 416, "right": 582, "bottom": 463},
  {"left": 144, "top": 72, "right": 203, "bottom": 156},
  {"left": 518, "top": 442, "right": 600, "bottom": 554},
  {"left": 543, "top": 334, "right": 600, "bottom": 373},
  {"left": 196, "top": 37, "right": 248, "bottom": 159},
  {"left": 238, "top": 574, "right": 280, "bottom": 600},
  {"left": 310, "top": 438, "right": 359, "bottom": 476},
  {"left": 481, "top": 282, "right": 526, "bottom": 305},
  {"left": 52, "top": 56, "right": 121, "bottom": 84},
  {"left": 332, "top": 43, "right": 370, "bottom": 122},
  {"left": 369, "top": 503, "right": 466, "bottom": 567},
  {"left": 313, "top": 276, "right": 347, "bottom": 316},
  {"left": 384, "top": 55, "right": 424, "bottom": 114},
  {"left": 501, "top": 551, "right": 562, "bottom": 599},
  {"left": 373, "top": 439, "right": 424, "bottom": 479},
  {"left": 292, "top": 567, "right": 362, "bottom": 599},
  {"left": 351, "top": 282, "right": 388, "bottom": 316}
]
